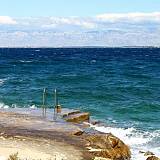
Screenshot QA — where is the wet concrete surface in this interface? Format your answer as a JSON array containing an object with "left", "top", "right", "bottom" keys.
[{"left": 0, "top": 108, "right": 94, "bottom": 160}]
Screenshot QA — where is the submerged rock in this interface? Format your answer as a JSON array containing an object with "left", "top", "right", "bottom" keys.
[
  {"left": 144, "top": 151, "right": 155, "bottom": 156},
  {"left": 91, "top": 120, "right": 101, "bottom": 125},
  {"left": 65, "top": 112, "right": 90, "bottom": 123},
  {"left": 86, "top": 133, "right": 131, "bottom": 160},
  {"left": 139, "top": 151, "right": 146, "bottom": 154},
  {"left": 146, "top": 156, "right": 160, "bottom": 160}
]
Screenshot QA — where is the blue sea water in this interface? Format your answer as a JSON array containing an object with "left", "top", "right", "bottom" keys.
[{"left": 0, "top": 48, "right": 160, "bottom": 159}]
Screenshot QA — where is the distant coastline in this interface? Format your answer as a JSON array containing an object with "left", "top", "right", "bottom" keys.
[{"left": 0, "top": 46, "right": 160, "bottom": 48}]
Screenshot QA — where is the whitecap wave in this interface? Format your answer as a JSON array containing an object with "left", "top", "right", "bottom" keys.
[
  {"left": 0, "top": 103, "right": 37, "bottom": 109},
  {"left": 19, "top": 60, "right": 33, "bottom": 63},
  {"left": 35, "top": 49, "right": 40, "bottom": 52},
  {"left": 91, "top": 60, "right": 96, "bottom": 63},
  {"left": 91, "top": 124, "right": 160, "bottom": 160},
  {"left": 61, "top": 74, "right": 77, "bottom": 77},
  {"left": 0, "top": 78, "right": 7, "bottom": 86},
  {"left": 29, "top": 104, "right": 37, "bottom": 109},
  {"left": 0, "top": 103, "right": 9, "bottom": 109}
]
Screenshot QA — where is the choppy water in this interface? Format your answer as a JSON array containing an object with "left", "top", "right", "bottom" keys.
[{"left": 0, "top": 48, "right": 160, "bottom": 159}]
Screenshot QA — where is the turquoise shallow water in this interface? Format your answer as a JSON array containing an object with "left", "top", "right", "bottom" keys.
[{"left": 0, "top": 48, "right": 160, "bottom": 159}]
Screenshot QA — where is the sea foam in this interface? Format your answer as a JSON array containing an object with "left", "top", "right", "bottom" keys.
[
  {"left": 91, "top": 124, "right": 160, "bottom": 160},
  {"left": 0, "top": 103, "right": 9, "bottom": 109}
]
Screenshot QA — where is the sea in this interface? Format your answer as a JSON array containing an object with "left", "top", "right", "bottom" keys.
[{"left": 0, "top": 48, "right": 159, "bottom": 159}]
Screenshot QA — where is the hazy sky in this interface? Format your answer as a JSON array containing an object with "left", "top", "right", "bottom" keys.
[
  {"left": 0, "top": 0, "right": 160, "bottom": 16},
  {"left": 0, "top": 0, "right": 160, "bottom": 47}
]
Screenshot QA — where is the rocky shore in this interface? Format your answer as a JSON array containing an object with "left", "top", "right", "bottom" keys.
[{"left": 0, "top": 108, "right": 158, "bottom": 160}]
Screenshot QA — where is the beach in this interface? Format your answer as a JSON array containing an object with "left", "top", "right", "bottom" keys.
[{"left": 0, "top": 136, "right": 80, "bottom": 160}]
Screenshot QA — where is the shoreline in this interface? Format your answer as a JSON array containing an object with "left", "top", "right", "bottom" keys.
[
  {"left": 0, "top": 108, "right": 131, "bottom": 160},
  {"left": 0, "top": 108, "right": 159, "bottom": 160}
]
